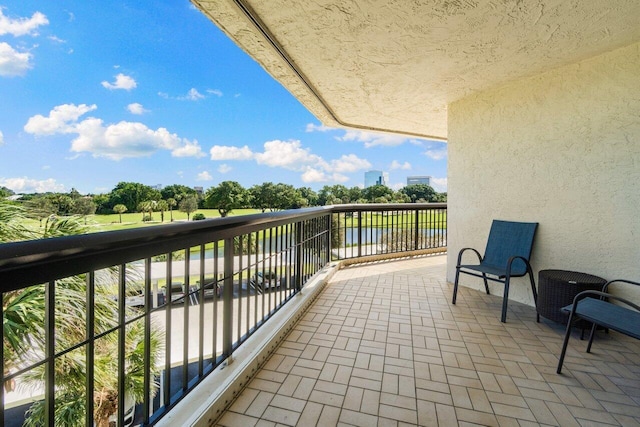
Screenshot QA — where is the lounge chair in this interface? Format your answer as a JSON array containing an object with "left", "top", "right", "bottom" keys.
[
  {"left": 452, "top": 220, "right": 538, "bottom": 322},
  {"left": 556, "top": 279, "right": 640, "bottom": 374}
]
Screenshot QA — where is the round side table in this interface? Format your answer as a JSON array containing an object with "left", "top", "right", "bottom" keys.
[{"left": 537, "top": 269, "right": 606, "bottom": 329}]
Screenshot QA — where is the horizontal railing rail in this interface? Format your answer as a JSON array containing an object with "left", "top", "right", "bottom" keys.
[{"left": 0, "top": 203, "right": 445, "bottom": 426}]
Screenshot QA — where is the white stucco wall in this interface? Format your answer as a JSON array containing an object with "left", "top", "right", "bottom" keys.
[{"left": 447, "top": 42, "right": 640, "bottom": 307}]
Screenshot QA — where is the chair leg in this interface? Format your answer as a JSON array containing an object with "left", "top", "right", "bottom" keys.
[
  {"left": 501, "top": 277, "right": 510, "bottom": 323},
  {"left": 557, "top": 313, "right": 575, "bottom": 374},
  {"left": 482, "top": 273, "right": 490, "bottom": 295},
  {"left": 452, "top": 266, "right": 461, "bottom": 304},
  {"left": 586, "top": 323, "right": 598, "bottom": 353},
  {"left": 528, "top": 268, "right": 537, "bottom": 304}
]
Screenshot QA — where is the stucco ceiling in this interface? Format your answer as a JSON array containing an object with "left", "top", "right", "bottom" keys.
[{"left": 193, "top": 0, "right": 640, "bottom": 141}]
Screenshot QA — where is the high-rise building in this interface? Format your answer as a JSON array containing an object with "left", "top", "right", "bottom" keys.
[
  {"left": 364, "top": 170, "right": 388, "bottom": 188},
  {"left": 406, "top": 176, "right": 432, "bottom": 186}
]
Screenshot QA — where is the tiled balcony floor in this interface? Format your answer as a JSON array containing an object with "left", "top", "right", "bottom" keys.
[{"left": 216, "top": 255, "right": 640, "bottom": 426}]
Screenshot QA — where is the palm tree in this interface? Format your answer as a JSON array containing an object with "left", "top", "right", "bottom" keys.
[
  {"left": 167, "top": 198, "right": 177, "bottom": 222},
  {"left": 156, "top": 199, "right": 168, "bottom": 222},
  {"left": 138, "top": 200, "right": 157, "bottom": 221},
  {"left": 113, "top": 204, "right": 127, "bottom": 223},
  {"left": 1, "top": 200, "right": 162, "bottom": 426}
]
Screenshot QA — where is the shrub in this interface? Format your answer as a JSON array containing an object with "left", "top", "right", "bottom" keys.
[{"left": 192, "top": 213, "right": 206, "bottom": 221}]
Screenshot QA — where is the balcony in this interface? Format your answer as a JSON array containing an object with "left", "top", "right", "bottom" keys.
[
  {"left": 0, "top": 204, "right": 446, "bottom": 426},
  {"left": 210, "top": 255, "right": 640, "bottom": 426},
  {"left": 2, "top": 204, "right": 638, "bottom": 426}
]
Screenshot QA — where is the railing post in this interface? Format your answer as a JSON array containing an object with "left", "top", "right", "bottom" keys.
[
  {"left": 143, "top": 258, "right": 152, "bottom": 423},
  {"left": 357, "top": 211, "right": 362, "bottom": 258},
  {"left": 86, "top": 272, "right": 95, "bottom": 427},
  {"left": 326, "top": 214, "right": 331, "bottom": 263},
  {"left": 414, "top": 208, "right": 420, "bottom": 251},
  {"left": 223, "top": 237, "right": 234, "bottom": 363},
  {"left": 117, "top": 265, "right": 126, "bottom": 426},
  {"left": 0, "top": 292, "right": 4, "bottom": 427},
  {"left": 45, "top": 281, "right": 55, "bottom": 426},
  {"left": 295, "top": 222, "right": 303, "bottom": 292}
]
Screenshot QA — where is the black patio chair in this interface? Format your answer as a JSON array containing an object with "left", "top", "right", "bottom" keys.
[
  {"left": 556, "top": 279, "right": 640, "bottom": 374},
  {"left": 452, "top": 220, "right": 538, "bottom": 322}
]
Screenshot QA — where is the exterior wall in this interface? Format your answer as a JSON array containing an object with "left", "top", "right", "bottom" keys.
[{"left": 447, "top": 42, "right": 640, "bottom": 307}]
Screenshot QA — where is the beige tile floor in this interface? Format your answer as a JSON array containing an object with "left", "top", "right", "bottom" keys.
[{"left": 216, "top": 255, "right": 640, "bottom": 426}]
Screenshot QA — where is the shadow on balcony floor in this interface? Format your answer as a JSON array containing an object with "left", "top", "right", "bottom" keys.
[{"left": 216, "top": 254, "right": 640, "bottom": 426}]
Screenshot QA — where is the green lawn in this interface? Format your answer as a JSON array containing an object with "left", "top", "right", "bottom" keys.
[
  {"left": 90, "top": 209, "right": 261, "bottom": 232},
  {"left": 336, "top": 211, "right": 448, "bottom": 228}
]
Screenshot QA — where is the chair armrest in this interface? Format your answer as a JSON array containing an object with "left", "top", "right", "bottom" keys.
[
  {"left": 571, "top": 290, "right": 640, "bottom": 313},
  {"left": 602, "top": 279, "right": 640, "bottom": 293},
  {"left": 505, "top": 255, "right": 532, "bottom": 277},
  {"left": 456, "top": 247, "right": 483, "bottom": 267}
]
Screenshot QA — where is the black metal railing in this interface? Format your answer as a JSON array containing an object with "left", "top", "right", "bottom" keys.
[
  {"left": 331, "top": 203, "right": 447, "bottom": 260},
  {"left": 0, "top": 203, "right": 445, "bottom": 426}
]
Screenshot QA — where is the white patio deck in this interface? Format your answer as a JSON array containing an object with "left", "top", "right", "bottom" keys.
[{"left": 215, "top": 254, "right": 640, "bottom": 426}]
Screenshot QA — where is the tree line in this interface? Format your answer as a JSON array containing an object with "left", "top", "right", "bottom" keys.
[{"left": 3, "top": 181, "right": 446, "bottom": 221}]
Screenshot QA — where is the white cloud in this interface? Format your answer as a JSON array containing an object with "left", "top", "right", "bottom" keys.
[
  {"left": 301, "top": 168, "right": 328, "bottom": 183},
  {"left": 48, "top": 35, "right": 65, "bottom": 43},
  {"left": 218, "top": 164, "right": 232, "bottom": 174},
  {"left": 160, "top": 88, "right": 207, "bottom": 101},
  {"left": 0, "top": 9, "right": 48, "bottom": 37},
  {"left": 101, "top": 73, "right": 137, "bottom": 91},
  {"left": 255, "top": 139, "right": 328, "bottom": 170},
  {"left": 207, "top": 89, "right": 223, "bottom": 97},
  {"left": 305, "top": 123, "right": 335, "bottom": 133},
  {"left": 390, "top": 160, "right": 411, "bottom": 170},
  {"left": 210, "top": 145, "right": 254, "bottom": 161},
  {"left": 337, "top": 130, "right": 408, "bottom": 148},
  {"left": 301, "top": 168, "right": 348, "bottom": 184},
  {"left": 0, "top": 130, "right": 3, "bottom": 145},
  {"left": 0, "top": 177, "right": 64, "bottom": 193},
  {"left": 171, "top": 140, "right": 205, "bottom": 158},
  {"left": 24, "top": 103, "right": 97, "bottom": 135},
  {"left": 330, "top": 154, "right": 371, "bottom": 173},
  {"left": 127, "top": 103, "right": 149, "bottom": 115},
  {"left": 70, "top": 119, "right": 203, "bottom": 160},
  {"left": 430, "top": 177, "right": 448, "bottom": 192},
  {"left": 424, "top": 148, "right": 447, "bottom": 160},
  {"left": 209, "top": 139, "right": 372, "bottom": 183},
  {"left": 0, "top": 42, "right": 32, "bottom": 77},
  {"left": 196, "top": 171, "right": 213, "bottom": 181},
  {"left": 179, "top": 88, "right": 204, "bottom": 101},
  {"left": 24, "top": 103, "right": 205, "bottom": 160}
]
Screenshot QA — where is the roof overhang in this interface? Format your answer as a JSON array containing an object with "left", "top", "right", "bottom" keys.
[{"left": 193, "top": 0, "right": 640, "bottom": 141}]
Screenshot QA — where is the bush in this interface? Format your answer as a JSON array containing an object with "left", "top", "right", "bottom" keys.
[
  {"left": 192, "top": 213, "right": 206, "bottom": 221},
  {"left": 142, "top": 214, "right": 152, "bottom": 222}
]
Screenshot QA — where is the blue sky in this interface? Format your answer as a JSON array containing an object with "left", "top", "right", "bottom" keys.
[{"left": 0, "top": 1, "right": 447, "bottom": 195}]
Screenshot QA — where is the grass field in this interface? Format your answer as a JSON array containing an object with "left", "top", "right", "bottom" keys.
[{"left": 90, "top": 209, "right": 261, "bottom": 232}]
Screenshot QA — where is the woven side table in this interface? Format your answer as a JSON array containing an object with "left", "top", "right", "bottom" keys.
[{"left": 537, "top": 269, "right": 606, "bottom": 329}]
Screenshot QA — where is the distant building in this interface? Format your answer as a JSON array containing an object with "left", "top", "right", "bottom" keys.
[
  {"left": 406, "top": 176, "right": 432, "bottom": 186},
  {"left": 152, "top": 184, "right": 163, "bottom": 190},
  {"left": 193, "top": 186, "right": 204, "bottom": 196},
  {"left": 364, "top": 170, "right": 388, "bottom": 188}
]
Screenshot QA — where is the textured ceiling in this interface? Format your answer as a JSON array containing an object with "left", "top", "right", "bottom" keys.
[{"left": 194, "top": 0, "right": 640, "bottom": 140}]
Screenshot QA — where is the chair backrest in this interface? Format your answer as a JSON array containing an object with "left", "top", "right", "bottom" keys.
[{"left": 482, "top": 220, "right": 538, "bottom": 275}]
